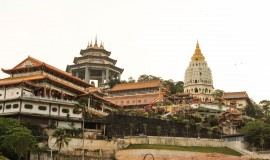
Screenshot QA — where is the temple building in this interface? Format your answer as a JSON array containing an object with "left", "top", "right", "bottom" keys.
[
  {"left": 104, "top": 80, "right": 166, "bottom": 109},
  {"left": 0, "top": 56, "right": 110, "bottom": 134},
  {"left": 184, "top": 41, "right": 214, "bottom": 102},
  {"left": 66, "top": 37, "right": 124, "bottom": 87},
  {"left": 222, "top": 91, "right": 253, "bottom": 110}
]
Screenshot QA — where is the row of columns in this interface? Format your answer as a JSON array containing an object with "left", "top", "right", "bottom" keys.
[{"left": 80, "top": 67, "right": 121, "bottom": 85}]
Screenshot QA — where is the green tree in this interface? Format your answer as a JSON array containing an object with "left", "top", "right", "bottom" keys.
[
  {"left": 259, "top": 100, "right": 270, "bottom": 117},
  {"left": 213, "top": 89, "right": 224, "bottom": 98},
  {"left": 128, "top": 76, "right": 136, "bottom": 83},
  {"left": 195, "top": 123, "right": 202, "bottom": 138},
  {"left": 137, "top": 74, "right": 161, "bottom": 82},
  {"left": 3, "top": 127, "right": 36, "bottom": 160},
  {"left": 241, "top": 120, "right": 270, "bottom": 150},
  {"left": 142, "top": 123, "right": 147, "bottom": 135},
  {"left": 0, "top": 155, "right": 9, "bottom": 160},
  {"left": 129, "top": 123, "right": 134, "bottom": 136},
  {"left": 183, "top": 119, "right": 190, "bottom": 137},
  {"left": 0, "top": 118, "right": 36, "bottom": 160},
  {"left": 207, "top": 127, "right": 213, "bottom": 139},
  {"left": 163, "top": 80, "right": 184, "bottom": 95},
  {"left": 51, "top": 128, "right": 71, "bottom": 158}
]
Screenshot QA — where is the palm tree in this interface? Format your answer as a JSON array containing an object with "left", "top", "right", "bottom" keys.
[
  {"left": 156, "top": 126, "right": 161, "bottom": 136},
  {"left": 207, "top": 127, "right": 213, "bottom": 139},
  {"left": 142, "top": 123, "right": 147, "bottom": 135},
  {"left": 195, "top": 123, "right": 202, "bottom": 138},
  {"left": 183, "top": 119, "right": 190, "bottom": 137},
  {"left": 52, "top": 128, "right": 71, "bottom": 159},
  {"left": 129, "top": 123, "right": 134, "bottom": 136}
]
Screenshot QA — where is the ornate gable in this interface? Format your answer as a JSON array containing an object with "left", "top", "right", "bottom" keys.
[{"left": 13, "top": 56, "right": 43, "bottom": 69}]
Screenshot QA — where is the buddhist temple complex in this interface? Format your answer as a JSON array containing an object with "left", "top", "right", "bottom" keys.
[
  {"left": 184, "top": 41, "right": 214, "bottom": 102},
  {"left": 66, "top": 36, "right": 124, "bottom": 87}
]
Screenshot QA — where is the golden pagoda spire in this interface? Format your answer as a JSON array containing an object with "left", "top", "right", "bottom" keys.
[
  {"left": 94, "top": 35, "right": 98, "bottom": 47},
  {"left": 191, "top": 40, "right": 205, "bottom": 61},
  {"left": 100, "top": 40, "right": 104, "bottom": 48}
]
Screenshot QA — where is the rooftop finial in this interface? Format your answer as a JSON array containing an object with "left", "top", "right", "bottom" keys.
[
  {"left": 100, "top": 40, "right": 103, "bottom": 48},
  {"left": 90, "top": 40, "right": 93, "bottom": 47},
  {"left": 87, "top": 41, "right": 89, "bottom": 48},
  {"left": 94, "top": 35, "right": 98, "bottom": 47}
]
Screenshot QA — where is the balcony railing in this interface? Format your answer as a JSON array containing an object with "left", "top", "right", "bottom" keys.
[{"left": 22, "top": 94, "right": 78, "bottom": 104}]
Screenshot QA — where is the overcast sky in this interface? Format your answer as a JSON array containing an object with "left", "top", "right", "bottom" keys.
[{"left": 0, "top": 0, "right": 269, "bottom": 103}]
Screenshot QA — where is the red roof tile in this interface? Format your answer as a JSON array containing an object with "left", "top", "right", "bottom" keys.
[
  {"left": 223, "top": 91, "right": 249, "bottom": 99},
  {"left": 109, "top": 80, "right": 161, "bottom": 91},
  {"left": 1, "top": 56, "right": 93, "bottom": 87}
]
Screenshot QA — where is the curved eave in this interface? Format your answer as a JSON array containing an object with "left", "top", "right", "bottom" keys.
[
  {"left": 80, "top": 48, "right": 111, "bottom": 56},
  {"left": 73, "top": 56, "right": 117, "bottom": 65},
  {"left": 0, "top": 80, "right": 42, "bottom": 89},
  {"left": 2, "top": 65, "right": 93, "bottom": 88},
  {"left": 42, "top": 64, "right": 94, "bottom": 88},
  {"left": 31, "top": 76, "right": 87, "bottom": 95},
  {"left": 1, "top": 65, "right": 43, "bottom": 74},
  {"left": 67, "top": 63, "right": 124, "bottom": 74}
]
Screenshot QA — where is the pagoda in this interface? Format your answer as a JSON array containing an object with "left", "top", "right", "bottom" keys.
[
  {"left": 66, "top": 36, "right": 124, "bottom": 86},
  {"left": 183, "top": 41, "right": 214, "bottom": 102}
]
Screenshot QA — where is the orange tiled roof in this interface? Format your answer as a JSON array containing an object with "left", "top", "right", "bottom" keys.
[
  {"left": 0, "top": 74, "right": 46, "bottom": 86},
  {"left": 223, "top": 91, "right": 249, "bottom": 99},
  {"left": 0, "top": 74, "right": 87, "bottom": 94},
  {"left": 1, "top": 56, "right": 93, "bottom": 87},
  {"left": 104, "top": 93, "right": 159, "bottom": 100},
  {"left": 109, "top": 80, "right": 161, "bottom": 91}
]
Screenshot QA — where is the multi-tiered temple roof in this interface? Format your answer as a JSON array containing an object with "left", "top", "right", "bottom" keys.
[{"left": 66, "top": 37, "right": 124, "bottom": 86}]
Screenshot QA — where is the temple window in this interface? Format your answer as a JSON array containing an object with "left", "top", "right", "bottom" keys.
[
  {"left": 5, "top": 104, "right": 11, "bottom": 109},
  {"left": 24, "top": 104, "right": 33, "bottom": 109},
  {"left": 200, "top": 72, "right": 202, "bottom": 76},
  {"left": 195, "top": 80, "right": 197, "bottom": 83},
  {"left": 52, "top": 107, "right": 57, "bottom": 112},
  {"left": 38, "top": 106, "right": 47, "bottom": 111},
  {"left": 195, "top": 88, "right": 198, "bottom": 93},
  {"left": 62, "top": 108, "right": 69, "bottom": 113},
  {"left": 13, "top": 104, "right": 19, "bottom": 109},
  {"left": 138, "top": 100, "right": 141, "bottom": 103},
  {"left": 0, "top": 105, "right": 2, "bottom": 110}
]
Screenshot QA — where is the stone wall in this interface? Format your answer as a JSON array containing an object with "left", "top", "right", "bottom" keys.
[
  {"left": 127, "top": 136, "right": 225, "bottom": 147},
  {"left": 48, "top": 137, "right": 119, "bottom": 152}
]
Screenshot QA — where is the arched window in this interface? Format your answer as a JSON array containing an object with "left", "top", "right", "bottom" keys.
[
  {"left": 195, "top": 88, "right": 198, "bottom": 93},
  {"left": 200, "top": 72, "right": 202, "bottom": 76},
  {"left": 191, "top": 89, "right": 194, "bottom": 93},
  {"left": 205, "top": 88, "right": 208, "bottom": 93},
  {"left": 195, "top": 80, "right": 197, "bottom": 83}
]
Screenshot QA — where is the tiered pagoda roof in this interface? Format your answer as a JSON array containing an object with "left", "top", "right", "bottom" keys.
[{"left": 2, "top": 56, "right": 93, "bottom": 88}]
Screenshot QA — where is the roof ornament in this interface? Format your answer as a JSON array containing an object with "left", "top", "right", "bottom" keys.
[
  {"left": 94, "top": 35, "right": 98, "bottom": 47},
  {"left": 90, "top": 40, "right": 93, "bottom": 47},
  {"left": 100, "top": 40, "right": 104, "bottom": 48}
]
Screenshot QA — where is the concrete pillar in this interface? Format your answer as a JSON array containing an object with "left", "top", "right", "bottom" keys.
[
  {"left": 118, "top": 73, "right": 121, "bottom": 80},
  {"left": 105, "top": 69, "right": 109, "bottom": 82},
  {"left": 85, "top": 67, "right": 90, "bottom": 83},
  {"left": 102, "top": 70, "right": 105, "bottom": 84}
]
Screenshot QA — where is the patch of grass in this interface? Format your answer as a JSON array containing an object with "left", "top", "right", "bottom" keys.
[{"left": 126, "top": 144, "right": 242, "bottom": 156}]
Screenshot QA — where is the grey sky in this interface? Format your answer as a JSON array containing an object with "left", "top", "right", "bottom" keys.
[{"left": 0, "top": 0, "right": 269, "bottom": 103}]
